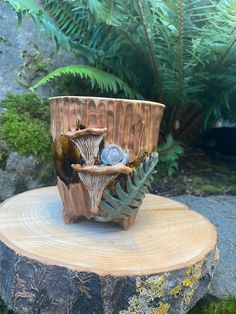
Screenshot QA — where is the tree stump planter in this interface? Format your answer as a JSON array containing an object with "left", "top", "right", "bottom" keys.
[
  {"left": 50, "top": 96, "right": 165, "bottom": 228},
  {"left": 0, "top": 187, "right": 218, "bottom": 314}
]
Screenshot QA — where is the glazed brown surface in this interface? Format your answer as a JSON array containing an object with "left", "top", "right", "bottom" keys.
[
  {"left": 50, "top": 96, "right": 164, "bottom": 163},
  {"left": 50, "top": 97, "right": 165, "bottom": 227},
  {"left": 57, "top": 177, "right": 93, "bottom": 222}
]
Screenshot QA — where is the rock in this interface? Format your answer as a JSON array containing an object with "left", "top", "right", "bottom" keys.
[
  {"left": 0, "top": 151, "right": 55, "bottom": 202},
  {"left": 0, "top": 2, "right": 76, "bottom": 100},
  {"left": 0, "top": 170, "right": 20, "bottom": 201},
  {"left": 6, "top": 152, "right": 39, "bottom": 172},
  {"left": 173, "top": 195, "right": 236, "bottom": 299}
]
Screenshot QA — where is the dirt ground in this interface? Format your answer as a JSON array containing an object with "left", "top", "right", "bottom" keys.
[{"left": 151, "top": 149, "right": 236, "bottom": 197}]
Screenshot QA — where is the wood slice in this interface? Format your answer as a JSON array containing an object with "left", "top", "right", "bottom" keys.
[{"left": 0, "top": 187, "right": 218, "bottom": 314}]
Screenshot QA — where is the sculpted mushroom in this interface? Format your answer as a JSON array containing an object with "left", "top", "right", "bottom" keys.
[
  {"left": 71, "top": 164, "right": 133, "bottom": 214},
  {"left": 65, "top": 127, "right": 107, "bottom": 165}
]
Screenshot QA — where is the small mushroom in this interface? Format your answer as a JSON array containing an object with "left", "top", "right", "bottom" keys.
[
  {"left": 71, "top": 164, "right": 132, "bottom": 213},
  {"left": 65, "top": 128, "right": 107, "bottom": 165}
]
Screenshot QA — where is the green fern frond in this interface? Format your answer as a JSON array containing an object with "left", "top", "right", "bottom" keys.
[
  {"left": 158, "top": 134, "right": 184, "bottom": 176},
  {"left": 5, "top": 0, "right": 71, "bottom": 49},
  {"left": 6, "top": 0, "right": 236, "bottom": 126},
  {"left": 96, "top": 153, "right": 158, "bottom": 222},
  {"left": 30, "top": 65, "right": 138, "bottom": 98}
]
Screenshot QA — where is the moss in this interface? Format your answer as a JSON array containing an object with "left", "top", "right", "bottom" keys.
[
  {"left": 142, "top": 275, "right": 166, "bottom": 297},
  {"left": 182, "top": 277, "right": 197, "bottom": 289},
  {"left": 1, "top": 93, "right": 50, "bottom": 122},
  {"left": 170, "top": 285, "right": 182, "bottom": 298},
  {"left": 193, "top": 262, "right": 203, "bottom": 278},
  {"left": 189, "top": 297, "right": 236, "bottom": 314},
  {"left": 120, "top": 275, "right": 167, "bottom": 314},
  {"left": 182, "top": 261, "right": 204, "bottom": 288},
  {"left": 184, "top": 289, "right": 195, "bottom": 305},
  {"left": 152, "top": 302, "right": 170, "bottom": 314},
  {"left": 183, "top": 155, "right": 236, "bottom": 195},
  {"left": 152, "top": 151, "right": 236, "bottom": 196},
  {"left": 121, "top": 256, "right": 212, "bottom": 313},
  {"left": 186, "top": 176, "right": 230, "bottom": 195},
  {"left": 0, "top": 298, "right": 14, "bottom": 313},
  {"left": 0, "top": 140, "right": 9, "bottom": 167},
  {"left": 0, "top": 94, "right": 51, "bottom": 163},
  {"left": 213, "top": 247, "right": 220, "bottom": 266}
]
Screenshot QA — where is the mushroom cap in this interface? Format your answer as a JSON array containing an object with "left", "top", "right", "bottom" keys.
[
  {"left": 65, "top": 128, "right": 107, "bottom": 138},
  {"left": 71, "top": 164, "right": 133, "bottom": 175}
]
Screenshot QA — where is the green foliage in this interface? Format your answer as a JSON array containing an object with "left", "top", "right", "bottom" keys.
[
  {"left": 0, "top": 298, "right": 14, "bottom": 313},
  {"left": 186, "top": 175, "right": 233, "bottom": 195},
  {"left": 158, "top": 134, "right": 184, "bottom": 176},
  {"left": 0, "top": 140, "right": 9, "bottom": 168},
  {"left": 30, "top": 65, "right": 137, "bottom": 98},
  {"left": 189, "top": 297, "right": 236, "bottom": 314},
  {"left": 5, "top": 0, "right": 70, "bottom": 49},
  {"left": 98, "top": 153, "right": 158, "bottom": 222},
  {"left": 1, "top": 94, "right": 50, "bottom": 122},
  {"left": 0, "top": 94, "right": 51, "bottom": 162},
  {"left": 5, "top": 0, "right": 236, "bottom": 140}
]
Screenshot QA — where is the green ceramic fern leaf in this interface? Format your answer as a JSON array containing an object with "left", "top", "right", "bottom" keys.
[{"left": 97, "top": 153, "right": 158, "bottom": 222}]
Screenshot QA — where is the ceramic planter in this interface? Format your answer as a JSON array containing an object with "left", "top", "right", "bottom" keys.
[{"left": 50, "top": 96, "right": 165, "bottom": 229}]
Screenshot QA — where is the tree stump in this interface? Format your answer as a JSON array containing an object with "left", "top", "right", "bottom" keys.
[{"left": 0, "top": 187, "right": 218, "bottom": 314}]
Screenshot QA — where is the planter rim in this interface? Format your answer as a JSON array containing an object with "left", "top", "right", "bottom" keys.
[{"left": 49, "top": 96, "right": 165, "bottom": 108}]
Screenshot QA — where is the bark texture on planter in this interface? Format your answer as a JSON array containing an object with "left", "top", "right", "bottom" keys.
[
  {"left": 57, "top": 177, "right": 92, "bottom": 222},
  {"left": 0, "top": 187, "right": 218, "bottom": 314},
  {"left": 50, "top": 97, "right": 164, "bottom": 163},
  {"left": 50, "top": 97, "right": 165, "bottom": 228}
]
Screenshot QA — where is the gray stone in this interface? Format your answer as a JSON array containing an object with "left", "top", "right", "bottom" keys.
[
  {"left": 0, "top": 151, "right": 55, "bottom": 202},
  {"left": 6, "top": 152, "right": 39, "bottom": 172},
  {"left": 0, "top": 169, "right": 20, "bottom": 200},
  {"left": 173, "top": 195, "right": 236, "bottom": 298},
  {"left": 0, "top": 2, "right": 76, "bottom": 100}
]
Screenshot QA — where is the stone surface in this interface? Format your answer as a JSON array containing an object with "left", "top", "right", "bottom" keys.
[
  {"left": 0, "top": 169, "right": 19, "bottom": 201},
  {"left": 0, "top": 2, "right": 75, "bottom": 100},
  {"left": 0, "top": 151, "right": 55, "bottom": 201},
  {"left": 173, "top": 195, "right": 236, "bottom": 299}
]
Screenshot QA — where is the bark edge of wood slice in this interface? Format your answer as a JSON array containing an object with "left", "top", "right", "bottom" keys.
[{"left": 0, "top": 187, "right": 218, "bottom": 314}]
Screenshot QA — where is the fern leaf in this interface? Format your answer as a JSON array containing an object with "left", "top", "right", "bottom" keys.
[
  {"left": 5, "top": 0, "right": 71, "bottom": 49},
  {"left": 98, "top": 153, "right": 158, "bottom": 222},
  {"left": 115, "top": 182, "right": 128, "bottom": 199},
  {"left": 29, "top": 65, "right": 137, "bottom": 98}
]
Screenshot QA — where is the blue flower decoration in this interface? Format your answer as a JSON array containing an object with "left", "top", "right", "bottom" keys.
[{"left": 101, "top": 144, "right": 129, "bottom": 165}]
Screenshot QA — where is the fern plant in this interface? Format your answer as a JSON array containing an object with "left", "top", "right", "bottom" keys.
[
  {"left": 5, "top": 0, "right": 236, "bottom": 141},
  {"left": 96, "top": 153, "right": 158, "bottom": 222},
  {"left": 30, "top": 65, "right": 137, "bottom": 98},
  {"left": 158, "top": 134, "right": 184, "bottom": 176}
]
